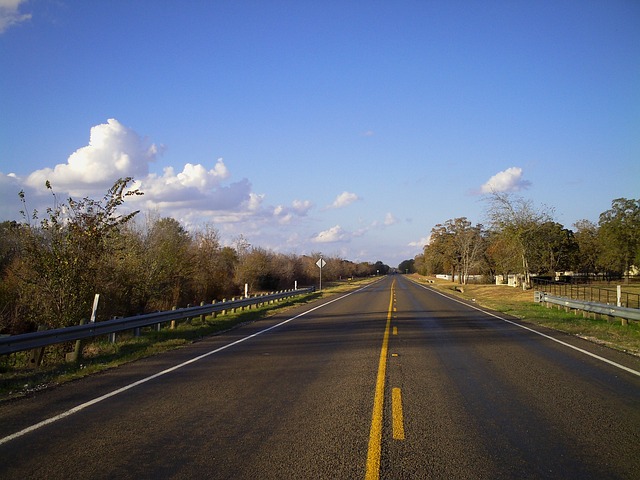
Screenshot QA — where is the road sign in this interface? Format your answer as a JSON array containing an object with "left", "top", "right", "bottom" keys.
[{"left": 316, "top": 257, "right": 326, "bottom": 290}]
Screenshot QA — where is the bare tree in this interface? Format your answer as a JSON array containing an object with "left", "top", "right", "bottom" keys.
[{"left": 485, "top": 193, "right": 554, "bottom": 288}]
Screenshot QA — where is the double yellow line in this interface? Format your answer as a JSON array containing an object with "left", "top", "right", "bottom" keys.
[{"left": 365, "top": 279, "right": 403, "bottom": 479}]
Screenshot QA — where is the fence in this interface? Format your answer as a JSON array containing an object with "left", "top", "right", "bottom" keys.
[
  {"left": 532, "top": 278, "right": 640, "bottom": 309},
  {"left": 0, "top": 287, "right": 315, "bottom": 356}
]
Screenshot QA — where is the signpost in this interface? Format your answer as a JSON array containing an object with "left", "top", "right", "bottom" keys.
[{"left": 316, "top": 256, "right": 326, "bottom": 290}]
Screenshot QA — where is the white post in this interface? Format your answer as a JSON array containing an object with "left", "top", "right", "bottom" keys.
[
  {"left": 295, "top": 280, "right": 298, "bottom": 290},
  {"left": 315, "top": 256, "right": 326, "bottom": 291},
  {"left": 90, "top": 294, "right": 100, "bottom": 323},
  {"left": 245, "top": 283, "right": 249, "bottom": 299},
  {"left": 617, "top": 285, "right": 622, "bottom": 307}
]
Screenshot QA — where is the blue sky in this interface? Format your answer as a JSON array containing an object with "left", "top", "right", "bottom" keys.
[{"left": 1, "top": 1, "right": 639, "bottom": 267}]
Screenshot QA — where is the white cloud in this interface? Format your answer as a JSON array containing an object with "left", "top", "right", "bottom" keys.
[
  {"left": 292, "top": 199, "right": 312, "bottom": 215},
  {"left": 480, "top": 167, "right": 531, "bottom": 194},
  {"left": 408, "top": 236, "right": 430, "bottom": 248},
  {"left": 273, "top": 199, "right": 313, "bottom": 224},
  {"left": 329, "top": 191, "right": 359, "bottom": 209},
  {"left": 384, "top": 212, "right": 398, "bottom": 226},
  {"left": 0, "top": 0, "right": 31, "bottom": 34},
  {"left": 312, "top": 225, "right": 349, "bottom": 243},
  {"left": 26, "top": 119, "right": 158, "bottom": 195},
  {"left": 3, "top": 119, "right": 265, "bottom": 226}
]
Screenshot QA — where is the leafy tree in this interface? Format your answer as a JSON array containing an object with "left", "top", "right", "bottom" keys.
[
  {"left": 597, "top": 198, "right": 640, "bottom": 279},
  {"left": 0, "top": 221, "right": 22, "bottom": 333},
  {"left": 398, "top": 259, "right": 415, "bottom": 273},
  {"left": 527, "top": 222, "right": 578, "bottom": 276},
  {"left": 15, "top": 178, "right": 142, "bottom": 329},
  {"left": 573, "top": 219, "right": 601, "bottom": 275},
  {"left": 373, "top": 261, "right": 390, "bottom": 275},
  {"left": 143, "top": 217, "right": 194, "bottom": 309},
  {"left": 424, "top": 218, "right": 484, "bottom": 283}
]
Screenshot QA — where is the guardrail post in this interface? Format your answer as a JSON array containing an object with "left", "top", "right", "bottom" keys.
[
  {"left": 109, "top": 318, "right": 118, "bottom": 343},
  {"left": 211, "top": 300, "right": 217, "bottom": 319},
  {"left": 28, "top": 325, "right": 47, "bottom": 368},
  {"left": 66, "top": 318, "right": 87, "bottom": 363},
  {"left": 170, "top": 306, "right": 177, "bottom": 329},
  {"left": 222, "top": 299, "right": 227, "bottom": 316}
]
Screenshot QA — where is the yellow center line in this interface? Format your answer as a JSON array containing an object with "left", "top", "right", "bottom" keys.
[
  {"left": 392, "top": 387, "right": 405, "bottom": 440},
  {"left": 365, "top": 279, "right": 396, "bottom": 480}
]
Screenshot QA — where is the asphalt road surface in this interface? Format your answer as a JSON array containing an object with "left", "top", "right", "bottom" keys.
[{"left": 1, "top": 275, "right": 639, "bottom": 479}]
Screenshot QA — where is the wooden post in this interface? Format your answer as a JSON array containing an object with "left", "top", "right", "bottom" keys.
[
  {"left": 170, "top": 306, "right": 177, "bottom": 329},
  {"left": 66, "top": 319, "right": 86, "bottom": 363},
  {"left": 28, "top": 325, "right": 47, "bottom": 368}
]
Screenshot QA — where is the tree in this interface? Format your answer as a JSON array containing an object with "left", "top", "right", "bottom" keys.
[
  {"left": 15, "top": 178, "right": 142, "bottom": 329},
  {"left": 598, "top": 198, "right": 640, "bottom": 280},
  {"left": 485, "top": 230, "right": 520, "bottom": 282},
  {"left": 143, "top": 217, "right": 194, "bottom": 309},
  {"left": 373, "top": 261, "right": 390, "bottom": 275},
  {"left": 527, "top": 222, "right": 578, "bottom": 276},
  {"left": 424, "top": 218, "right": 484, "bottom": 283},
  {"left": 192, "top": 224, "right": 224, "bottom": 301},
  {"left": 485, "top": 193, "right": 554, "bottom": 288},
  {"left": 0, "top": 221, "right": 22, "bottom": 333},
  {"left": 398, "top": 259, "right": 415, "bottom": 274},
  {"left": 573, "top": 219, "right": 601, "bottom": 276}
]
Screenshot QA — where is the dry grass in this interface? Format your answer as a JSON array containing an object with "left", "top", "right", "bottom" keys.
[{"left": 411, "top": 275, "right": 640, "bottom": 357}]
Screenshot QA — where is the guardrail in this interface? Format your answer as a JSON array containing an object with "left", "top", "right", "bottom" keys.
[
  {"left": 532, "top": 278, "right": 640, "bottom": 309},
  {"left": 0, "top": 287, "right": 315, "bottom": 356},
  {"left": 534, "top": 291, "right": 640, "bottom": 324}
]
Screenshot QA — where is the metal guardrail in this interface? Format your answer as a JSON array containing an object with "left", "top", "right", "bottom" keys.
[
  {"left": 532, "top": 278, "right": 640, "bottom": 309},
  {"left": 0, "top": 287, "right": 315, "bottom": 356},
  {"left": 535, "top": 292, "right": 640, "bottom": 322}
]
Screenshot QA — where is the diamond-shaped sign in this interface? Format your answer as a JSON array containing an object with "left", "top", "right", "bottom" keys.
[{"left": 316, "top": 258, "right": 326, "bottom": 268}]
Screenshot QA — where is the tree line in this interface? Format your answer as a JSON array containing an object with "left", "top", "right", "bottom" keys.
[
  {"left": 411, "top": 193, "right": 640, "bottom": 287},
  {"left": 0, "top": 178, "right": 390, "bottom": 335}
]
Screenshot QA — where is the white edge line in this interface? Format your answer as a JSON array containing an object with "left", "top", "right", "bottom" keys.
[
  {"left": 411, "top": 280, "right": 640, "bottom": 378},
  {"left": 0, "top": 282, "right": 379, "bottom": 446}
]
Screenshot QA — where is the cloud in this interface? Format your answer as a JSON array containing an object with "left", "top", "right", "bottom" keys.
[
  {"left": 26, "top": 119, "right": 158, "bottom": 195},
  {"left": 292, "top": 199, "right": 312, "bottom": 215},
  {"left": 0, "top": 0, "right": 31, "bottom": 34},
  {"left": 3, "top": 119, "right": 268, "bottom": 227},
  {"left": 480, "top": 167, "right": 531, "bottom": 194},
  {"left": 329, "top": 191, "right": 359, "bottom": 209},
  {"left": 312, "top": 225, "right": 349, "bottom": 243},
  {"left": 362, "top": 130, "right": 375, "bottom": 137},
  {"left": 384, "top": 212, "right": 398, "bottom": 226},
  {"left": 273, "top": 199, "right": 313, "bottom": 224},
  {"left": 408, "top": 236, "right": 430, "bottom": 248}
]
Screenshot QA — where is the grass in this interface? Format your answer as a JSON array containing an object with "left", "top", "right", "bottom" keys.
[
  {"left": 0, "top": 277, "right": 377, "bottom": 402},
  {"left": 410, "top": 275, "right": 640, "bottom": 357}
]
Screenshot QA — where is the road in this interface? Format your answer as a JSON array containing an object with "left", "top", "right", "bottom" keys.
[{"left": 1, "top": 275, "right": 639, "bottom": 479}]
